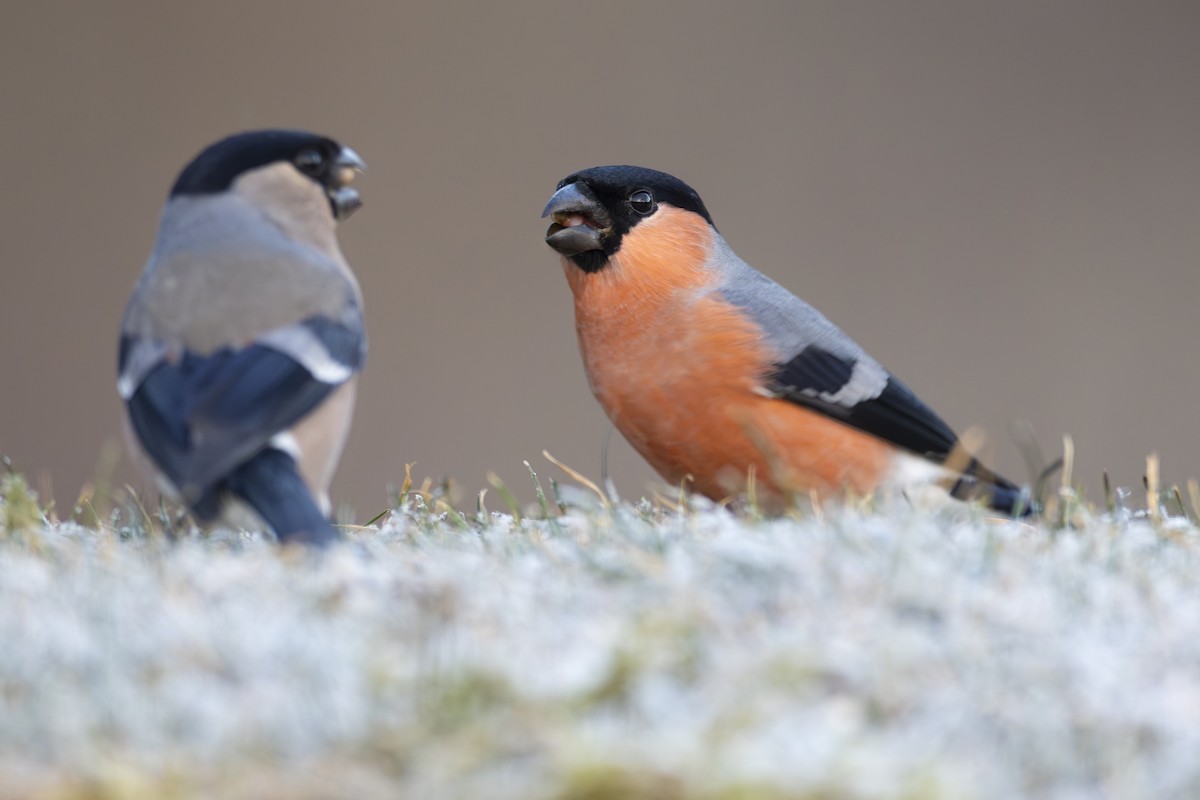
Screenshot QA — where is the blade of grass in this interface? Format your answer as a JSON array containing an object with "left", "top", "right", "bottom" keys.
[
  {"left": 543, "top": 450, "right": 610, "bottom": 510},
  {"left": 525, "top": 461, "right": 550, "bottom": 517},
  {"left": 486, "top": 471, "right": 522, "bottom": 521},
  {"left": 1146, "top": 453, "right": 1161, "bottom": 526}
]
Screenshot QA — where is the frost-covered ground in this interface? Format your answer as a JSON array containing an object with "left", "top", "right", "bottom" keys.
[{"left": 3, "top": 485, "right": 1200, "bottom": 799}]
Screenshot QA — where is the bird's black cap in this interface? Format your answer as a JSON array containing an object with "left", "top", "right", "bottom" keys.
[
  {"left": 169, "top": 129, "right": 344, "bottom": 198},
  {"left": 557, "top": 165, "right": 715, "bottom": 229}
]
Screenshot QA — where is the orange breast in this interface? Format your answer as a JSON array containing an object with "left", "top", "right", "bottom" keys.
[{"left": 565, "top": 207, "right": 893, "bottom": 504}]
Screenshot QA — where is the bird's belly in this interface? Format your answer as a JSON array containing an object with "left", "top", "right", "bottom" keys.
[
  {"left": 600, "top": 382, "right": 895, "bottom": 502},
  {"left": 577, "top": 301, "right": 895, "bottom": 503}
]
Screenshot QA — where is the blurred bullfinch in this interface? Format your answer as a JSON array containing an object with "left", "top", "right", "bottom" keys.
[
  {"left": 118, "top": 130, "right": 368, "bottom": 546},
  {"left": 542, "top": 165, "right": 1030, "bottom": 515}
]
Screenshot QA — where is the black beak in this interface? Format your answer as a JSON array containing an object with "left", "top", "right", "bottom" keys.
[
  {"left": 542, "top": 182, "right": 608, "bottom": 257},
  {"left": 330, "top": 146, "right": 367, "bottom": 221}
]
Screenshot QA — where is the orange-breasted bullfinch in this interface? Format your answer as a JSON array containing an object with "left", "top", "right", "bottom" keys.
[
  {"left": 542, "top": 165, "right": 1031, "bottom": 515},
  {"left": 118, "top": 130, "right": 368, "bottom": 546}
]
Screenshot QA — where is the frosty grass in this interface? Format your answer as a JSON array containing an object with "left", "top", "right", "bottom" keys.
[{"left": 2, "top": 490, "right": 1199, "bottom": 799}]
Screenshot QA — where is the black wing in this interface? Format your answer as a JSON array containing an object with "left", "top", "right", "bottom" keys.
[
  {"left": 769, "top": 345, "right": 959, "bottom": 459},
  {"left": 768, "top": 345, "right": 1026, "bottom": 511}
]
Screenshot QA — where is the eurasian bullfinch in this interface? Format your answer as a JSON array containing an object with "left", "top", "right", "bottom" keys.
[
  {"left": 542, "top": 165, "right": 1030, "bottom": 515},
  {"left": 118, "top": 130, "right": 368, "bottom": 546}
]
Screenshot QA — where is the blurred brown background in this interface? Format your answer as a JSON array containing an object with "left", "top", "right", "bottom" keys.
[{"left": 2, "top": 2, "right": 1198, "bottom": 518}]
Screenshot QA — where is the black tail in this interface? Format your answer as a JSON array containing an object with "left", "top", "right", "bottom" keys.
[
  {"left": 949, "top": 458, "right": 1036, "bottom": 518},
  {"left": 225, "top": 449, "right": 339, "bottom": 546}
]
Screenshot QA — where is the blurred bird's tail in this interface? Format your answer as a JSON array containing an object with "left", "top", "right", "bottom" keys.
[
  {"left": 949, "top": 458, "right": 1037, "bottom": 518},
  {"left": 226, "top": 449, "right": 339, "bottom": 546}
]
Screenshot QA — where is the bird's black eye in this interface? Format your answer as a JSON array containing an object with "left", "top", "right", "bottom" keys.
[
  {"left": 629, "top": 189, "right": 654, "bottom": 215},
  {"left": 294, "top": 148, "right": 326, "bottom": 176}
]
